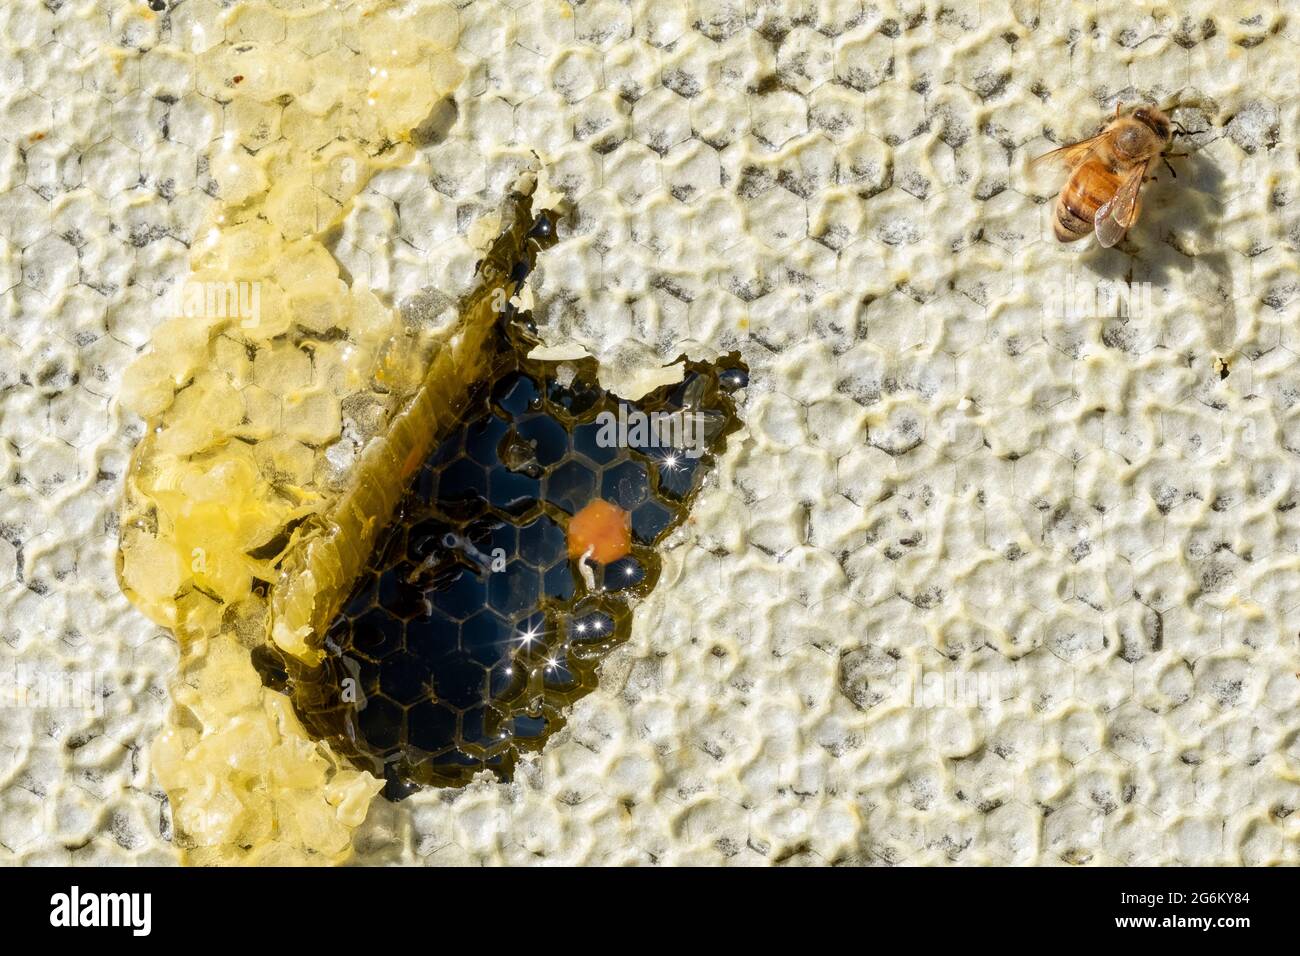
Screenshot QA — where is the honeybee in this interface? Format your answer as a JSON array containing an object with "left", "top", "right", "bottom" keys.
[{"left": 1034, "top": 104, "right": 1180, "bottom": 247}]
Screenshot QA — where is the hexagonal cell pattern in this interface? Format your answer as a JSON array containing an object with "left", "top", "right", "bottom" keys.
[
  {"left": 259, "top": 231, "right": 746, "bottom": 795},
  {"left": 4, "top": 0, "right": 1300, "bottom": 867}
]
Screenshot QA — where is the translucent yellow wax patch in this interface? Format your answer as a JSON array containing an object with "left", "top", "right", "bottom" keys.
[{"left": 114, "top": 0, "right": 473, "bottom": 865}]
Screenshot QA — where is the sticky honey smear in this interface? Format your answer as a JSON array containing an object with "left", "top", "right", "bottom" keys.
[
  {"left": 114, "top": 0, "right": 487, "bottom": 865},
  {"left": 253, "top": 254, "right": 747, "bottom": 796}
]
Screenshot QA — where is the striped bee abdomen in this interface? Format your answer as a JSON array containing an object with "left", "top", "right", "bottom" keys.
[{"left": 1054, "top": 167, "right": 1120, "bottom": 242}]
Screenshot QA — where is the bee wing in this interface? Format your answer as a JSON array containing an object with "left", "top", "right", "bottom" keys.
[
  {"left": 1093, "top": 163, "right": 1148, "bottom": 248},
  {"left": 1030, "top": 134, "right": 1106, "bottom": 171}
]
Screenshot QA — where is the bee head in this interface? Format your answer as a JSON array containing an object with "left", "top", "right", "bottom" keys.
[{"left": 1133, "top": 106, "right": 1173, "bottom": 144}]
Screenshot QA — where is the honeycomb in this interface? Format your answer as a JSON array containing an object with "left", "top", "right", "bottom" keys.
[
  {"left": 257, "top": 219, "right": 748, "bottom": 795},
  {"left": 116, "top": 1, "right": 470, "bottom": 648},
  {"left": 6, "top": 0, "right": 1300, "bottom": 868},
  {"left": 108, "top": 1, "right": 494, "bottom": 862}
]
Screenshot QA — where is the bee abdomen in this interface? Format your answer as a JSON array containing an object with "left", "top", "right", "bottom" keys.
[
  {"left": 1050, "top": 172, "right": 1112, "bottom": 243},
  {"left": 1053, "top": 195, "right": 1092, "bottom": 242},
  {"left": 1053, "top": 170, "right": 1118, "bottom": 243}
]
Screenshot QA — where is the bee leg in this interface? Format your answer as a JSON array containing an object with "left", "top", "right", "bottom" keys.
[{"left": 1161, "top": 156, "right": 1179, "bottom": 178}]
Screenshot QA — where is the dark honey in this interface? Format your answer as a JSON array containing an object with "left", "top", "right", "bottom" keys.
[{"left": 256, "top": 212, "right": 748, "bottom": 797}]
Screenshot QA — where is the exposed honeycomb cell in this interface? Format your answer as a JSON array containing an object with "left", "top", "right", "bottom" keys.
[
  {"left": 568, "top": 498, "right": 632, "bottom": 562},
  {"left": 257, "top": 217, "right": 746, "bottom": 796}
]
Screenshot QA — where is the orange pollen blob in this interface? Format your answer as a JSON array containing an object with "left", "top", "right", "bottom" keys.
[{"left": 567, "top": 499, "right": 632, "bottom": 564}]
